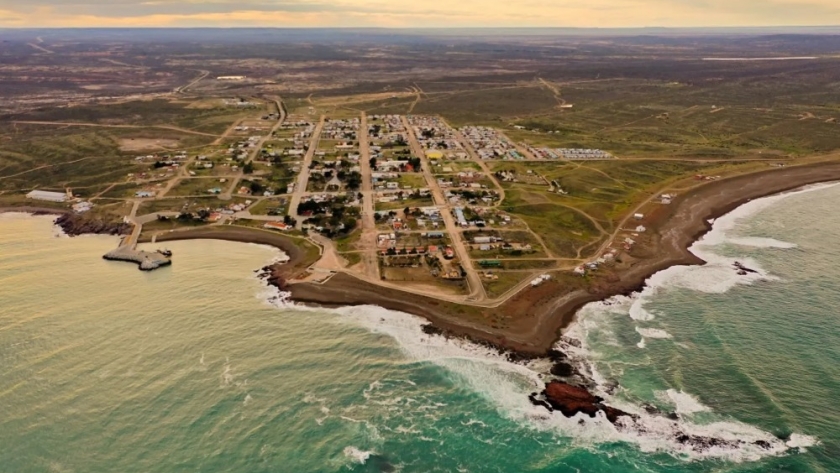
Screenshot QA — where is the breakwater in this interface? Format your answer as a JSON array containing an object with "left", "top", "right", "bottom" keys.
[{"left": 103, "top": 247, "right": 171, "bottom": 271}]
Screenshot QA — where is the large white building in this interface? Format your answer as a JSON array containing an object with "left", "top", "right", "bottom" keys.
[{"left": 26, "top": 190, "right": 67, "bottom": 203}]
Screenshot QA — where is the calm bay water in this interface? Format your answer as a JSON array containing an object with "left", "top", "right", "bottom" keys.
[{"left": 1, "top": 184, "right": 838, "bottom": 473}]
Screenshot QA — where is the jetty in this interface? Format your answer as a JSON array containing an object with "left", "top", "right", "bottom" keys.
[{"left": 102, "top": 216, "right": 172, "bottom": 271}]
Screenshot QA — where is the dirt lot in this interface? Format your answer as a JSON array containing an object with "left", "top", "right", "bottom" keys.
[{"left": 119, "top": 138, "right": 182, "bottom": 152}]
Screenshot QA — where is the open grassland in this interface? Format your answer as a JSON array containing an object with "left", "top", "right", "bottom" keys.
[
  {"left": 501, "top": 78, "right": 840, "bottom": 158},
  {"left": 0, "top": 119, "right": 220, "bottom": 195},
  {"left": 5, "top": 99, "right": 256, "bottom": 135},
  {"left": 409, "top": 84, "right": 558, "bottom": 125},
  {"left": 0, "top": 126, "right": 142, "bottom": 193},
  {"left": 491, "top": 159, "right": 751, "bottom": 258}
]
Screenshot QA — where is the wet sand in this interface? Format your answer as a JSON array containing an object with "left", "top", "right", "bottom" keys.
[{"left": 286, "top": 160, "right": 840, "bottom": 355}]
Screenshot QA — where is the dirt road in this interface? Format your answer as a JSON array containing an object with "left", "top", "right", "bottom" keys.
[
  {"left": 287, "top": 116, "right": 325, "bottom": 228},
  {"left": 401, "top": 116, "right": 487, "bottom": 301}
]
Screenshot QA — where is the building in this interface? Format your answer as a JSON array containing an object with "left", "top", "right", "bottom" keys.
[
  {"left": 26, "top": 190, "right": 66, "bottom": 202},
  {"left": 454, "top": 207, "right": 468, "bottom": 227},
  {"left": 264, "top": 222, "right": 290, "bottom": 232},
  {"left": 444, "top": 247, "right": 456, "bottom": 259}
]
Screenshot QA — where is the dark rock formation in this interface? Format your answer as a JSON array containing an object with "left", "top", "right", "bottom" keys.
[
  {"left": 55, "top": 213, "right": 131, "bottom": 236},
  {"left": 541, "top": 380, "right": 632, "bottom": 424},
  {"left": 550, "top": 361, "right": 576, "bottom": 377},
  {"left": 734, "top": 262, "right": 758, "bottom": 274}
]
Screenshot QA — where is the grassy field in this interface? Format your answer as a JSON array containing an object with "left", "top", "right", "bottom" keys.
[
  {"left": 335, "top": 227, "right": 363, "bottom": 252},
  {"left": 136, "top": 196, "right": 241, "bottom": 215},
  {"left": 481, "top": 272, "right": 526, "bottom": 299},
  {"left": 166, "top": 178, "right": 224, "bottom": 197},
  {"left": 375, "top": 196, "right": 435, "bottom": 211},
  {"left": 7, "top": 99, "right": 254, "bottom": 135},
  {"left": 248, "top": 197, "right": 289, "bottom": 216},
  {"left": 490, "top": 159, "right": 744, "bottom": 258}
]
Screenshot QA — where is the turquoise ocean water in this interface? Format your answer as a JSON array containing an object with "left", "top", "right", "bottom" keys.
[{"left": 1, "top": 183, "right": 838, "bottom": 472}]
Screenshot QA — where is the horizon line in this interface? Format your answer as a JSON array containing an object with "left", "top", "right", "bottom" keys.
[{"left": 2, "top": 25, "right": 840, "bottom": 30}]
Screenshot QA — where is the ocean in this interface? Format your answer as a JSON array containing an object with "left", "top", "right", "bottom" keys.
[{"left": 1, "top": 182, "right": 838, "bottom": 473}]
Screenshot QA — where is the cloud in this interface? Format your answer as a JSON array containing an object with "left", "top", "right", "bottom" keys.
[{"left": 0, "top": 0, "right": 839, "bottom": 27}]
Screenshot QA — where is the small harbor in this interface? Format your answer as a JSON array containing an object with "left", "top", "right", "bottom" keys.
[{"left": 102, "top": 221, "right": 172, "bottom": 271}]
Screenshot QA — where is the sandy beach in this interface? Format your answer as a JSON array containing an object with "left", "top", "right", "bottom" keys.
[{"left": 285, "top": 160, "right": 840, "bottom": 355}]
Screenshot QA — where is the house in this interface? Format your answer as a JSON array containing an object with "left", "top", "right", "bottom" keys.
[
  {"left": 26, "top": 190, "right": 66, "bottom": 202},
  {"left": 264, "top": 222, "right": 290, "bottom": 232},
  {"left": 454, "top": 207, "right": 468, "bottom": 227},
  {"left": 135, "top": 191, "right": 155, "bottom": 198},
  {"left": 634, "top": 213, "right": 644, "bottom": 220},
  {"left": 238, "top": 187, "right": 252, "bottom": 195}
]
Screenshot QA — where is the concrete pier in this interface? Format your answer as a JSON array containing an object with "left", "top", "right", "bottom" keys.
[{"left": 103, "top": 247, "right": 172, "bottom": 271}]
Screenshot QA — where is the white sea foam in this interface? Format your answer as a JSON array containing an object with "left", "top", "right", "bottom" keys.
[
  {"left": 343, "top": 446, "right": 374, "bottom": 465},
  {"left": 726, "top": 237, "right": 797, "bottom": 249},
  {"left": 662, "top": 389, "right": 709, "bottom": 415},
  {"left": 622, "top": 183, "right": 840, "bottom": 324},
  {"left": 786, "top": 433, "right": 819, "bottom": 449},
  {"left": 636, "top": 327, "right": 673, "bottom": 340},
  {"left": 323, "top": 304, "right": 806, "bottom": 462}
]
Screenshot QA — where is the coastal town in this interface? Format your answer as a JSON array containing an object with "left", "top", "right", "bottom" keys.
[
  {"left": 22, "top": 96, "right": 746, "bottom": 310},
  {"left": 6, "top": 28, "right": 840, "bottom": 470},
  {"left": 21, "top": 95, "right": 647, "bottom": 304}
]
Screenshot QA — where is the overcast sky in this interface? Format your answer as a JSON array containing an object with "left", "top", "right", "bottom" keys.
[{"left": 0, "top": 0, "right": 838, "bottom": 28}]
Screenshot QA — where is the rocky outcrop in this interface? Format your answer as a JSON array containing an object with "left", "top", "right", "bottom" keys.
[
  {"left": 258, "top": 264, "right": 289, "bottom": 289},
  {"left": 55, "top": 213, "right": 131, "bottom": 237},
  {"left": 536, "top": 380, "right": 633, "bottom": 424}
]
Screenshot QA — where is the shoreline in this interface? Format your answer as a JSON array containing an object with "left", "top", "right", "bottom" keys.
[
  {"left": 283, "top": 160, "right": 840, "bottom": 355},
  {"left": 4, "top": 162, "right": 840, "bottom": 356},
  {"left": 139, "top": 226, "right": 319, "bottom": 283}
]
